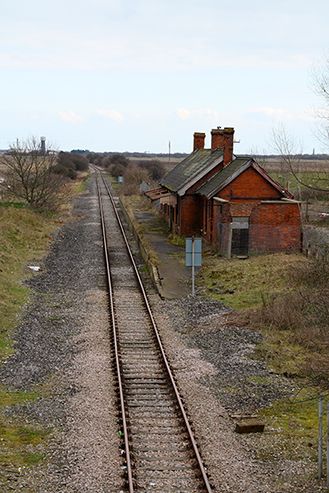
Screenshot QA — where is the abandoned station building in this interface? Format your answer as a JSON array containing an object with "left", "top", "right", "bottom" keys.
[{"left": 146, "top": 127, "right": 302, "bottom": 257}]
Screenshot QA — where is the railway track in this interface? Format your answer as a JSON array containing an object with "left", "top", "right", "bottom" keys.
[{"left": 95, "top": 169, "right": 213, "bottom": 493}]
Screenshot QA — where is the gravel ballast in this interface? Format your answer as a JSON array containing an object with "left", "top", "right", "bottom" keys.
[{"left": 0, "top": 173, "right": 327, "bottom": 492}]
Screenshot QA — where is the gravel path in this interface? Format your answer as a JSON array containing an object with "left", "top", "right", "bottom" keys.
[{"left": 0, "top": 173, "right": 327, "bottom": 492}]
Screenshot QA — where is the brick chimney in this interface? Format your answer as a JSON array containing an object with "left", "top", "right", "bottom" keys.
[
  {"left": 193, "top": 132, "right": 206, "bottom": 151},
  {"left": 211, "top": 127, "right": 234, "bottom": 165}
]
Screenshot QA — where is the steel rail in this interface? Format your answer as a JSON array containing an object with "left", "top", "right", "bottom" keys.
[
  {"left": 99, "top": 171, "right": 213, "bottom": 493},
  {"left": 96, "top": 173, "right": 135, "bottom": 493}
]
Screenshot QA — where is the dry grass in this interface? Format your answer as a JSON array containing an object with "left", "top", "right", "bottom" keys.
[
  {"left": 247, "top": 257, "right": 329, "bottom": 385},
  {"left": 201, "top": 252, "right": 329, "bottom": 385}
]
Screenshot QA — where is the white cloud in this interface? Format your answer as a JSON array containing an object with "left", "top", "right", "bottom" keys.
[
  {"left": 58, "top": 111, "right": 84, "bottom": 124},
  {"left": 96, "top": 109, "right": 124, "bottom": 122},
  {"left": 177, "top": 108, "right": 191, "bottom": 120},
  {"left": 249, "top": 106, "right": 316, "bottom": 122},
  {"left": 176, "top": 108, "right": 220, "bottom": 121}
]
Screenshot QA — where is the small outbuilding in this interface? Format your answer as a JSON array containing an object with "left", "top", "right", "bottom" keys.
[{"left": 147, "top": 127, "right": 302, "bottom": 257}]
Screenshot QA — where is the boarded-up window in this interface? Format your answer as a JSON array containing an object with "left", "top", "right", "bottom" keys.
[{"left": 231, "top": 217, "right": 249, "bottom": 256}]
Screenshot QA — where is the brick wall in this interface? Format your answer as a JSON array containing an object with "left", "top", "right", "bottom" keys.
[
  {"left": 219, "top": 167, "right": 282, "bottom": 200},
  {"left": 249, "top": 203, "right": 301, "bottom": 253},
  {"left": 179, "top": 195, "right": 203, "bottom": 235}
]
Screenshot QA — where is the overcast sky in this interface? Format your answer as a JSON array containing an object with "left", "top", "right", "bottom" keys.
[{"left": 1, "top": 0, "right": 329, "bottom": 153}]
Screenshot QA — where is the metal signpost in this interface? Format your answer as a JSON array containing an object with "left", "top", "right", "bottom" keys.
[
  {"left": 319, "top": 396, "right": 323, "bottom": 480},
  {"left": 185, "top": 237, "right": 202, "bottom": 296}
]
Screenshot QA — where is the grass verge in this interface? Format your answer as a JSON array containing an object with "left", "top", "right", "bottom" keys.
[
  {"left": 0, "top": 206, "right": 55, "bottom": 362},
  {"left": 0, "top": 173, "right": 89, "bottom": 482},
  {"left": 199, "top": 252, "right": 303, "bottom": 310}
]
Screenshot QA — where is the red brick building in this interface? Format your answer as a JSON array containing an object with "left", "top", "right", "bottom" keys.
[{"left": 147, "top": 127, "right": 301, "bottom": 257}]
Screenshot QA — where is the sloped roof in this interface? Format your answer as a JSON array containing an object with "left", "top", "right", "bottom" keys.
[
  {"left": 160, "top": 148, "right": 223, "bottom": 194},
  {"left": 197, "top": 157, "right": 293, "bottom": 199}
]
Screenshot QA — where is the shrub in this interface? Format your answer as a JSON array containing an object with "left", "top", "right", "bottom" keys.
[
  {"left": 122, "top": 164, "right": 150, "bottom": 195},
  {"left": 251, "top": 257, "right": 329, "bottom": 384},
  {"left": 137, "top": 160, "right": 165, "bottom": 180},
  {"left": 0, "top": 138, "right": 66, "bottom": 211}
]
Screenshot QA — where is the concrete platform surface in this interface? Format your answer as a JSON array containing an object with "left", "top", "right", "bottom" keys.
[{"left": 134, "top": 209, "right": 192, "bottom": 299}]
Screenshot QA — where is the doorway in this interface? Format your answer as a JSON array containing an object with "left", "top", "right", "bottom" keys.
[{"left": 231, "top": 217, "right": 249, "bottom": 256}]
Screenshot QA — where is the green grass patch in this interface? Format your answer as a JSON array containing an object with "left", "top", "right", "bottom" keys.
[
  {"left": 252, "top": 330, "right": 307, "bottom": 376},
  {"left": 107, "top": 174, "right": 123, "bottom": 191},
  {"left": 0, "top": 201, "right": 26, "bottom": 209},
  {"left": 0, "top": 419, "right": 48, "bottom": 467},
  {"left": 199, "top": 253, "right": 305, "bottom": 311},
  {"left": 0, "top": 388, "right": 40, "bottom": 407},
  {"left": 259, "top": 388, "right": 324, "bottom": 461}
]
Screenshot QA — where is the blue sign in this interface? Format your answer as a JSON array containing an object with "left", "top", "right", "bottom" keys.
[{"left": 185, "top": 237, "right": 202, "bottom": 267}]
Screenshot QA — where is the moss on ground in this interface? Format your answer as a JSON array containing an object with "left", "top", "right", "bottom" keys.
[
  {"left": 258, "top": 388, "right": 325, "bottom": 462},
  {"left": 0, "top": 387, "right": 49, "bottom": 472},
  {"left": 0, "top": 388, "right": 40, "bottom": 407},
  {"left": 0, "top": 419, "right": 48, "bottom": 467}
]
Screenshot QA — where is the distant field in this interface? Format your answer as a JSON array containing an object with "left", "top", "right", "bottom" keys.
[
  {"left": 261, "top": 157, "right": 329, "bottom": 172},
  {"left": 131, "top": 155, "right": 329, "bottom": 173}
]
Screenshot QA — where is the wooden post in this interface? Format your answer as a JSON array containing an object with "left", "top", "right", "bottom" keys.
[
  {"left": 191, "top": 236, "right": 195, "bottom": 296},
  {"left": 227, "top": 223, "right": 232, "bottom": 259},
  {"left": 327, "top": 401, "right": 329, "bottom": 487},
  {"left": 319, "top": 396, "right": 323, "bottom": 480}
]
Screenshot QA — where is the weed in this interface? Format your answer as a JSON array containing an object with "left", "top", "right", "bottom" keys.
[{"left": 168, "top": 233, "right": 185, "bottom": 247}]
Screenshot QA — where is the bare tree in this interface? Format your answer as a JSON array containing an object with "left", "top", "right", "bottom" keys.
[
  {"left": 313, "top": 59, "right": 329, "bottom": 145},
  {"left": 272, "top": 124, "right": 329, "bottom": 195},
  {"left": 0, "top": 137, "right": 65, "bottom": 210}
]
